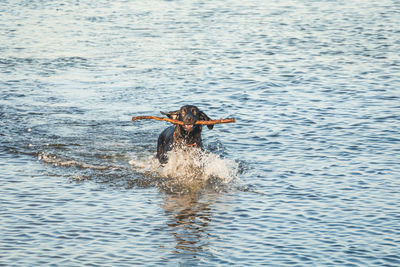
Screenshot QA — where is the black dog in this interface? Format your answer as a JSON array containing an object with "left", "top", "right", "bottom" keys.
[{"left": 156, "top": 105, "right": 213, "bottom": 163}]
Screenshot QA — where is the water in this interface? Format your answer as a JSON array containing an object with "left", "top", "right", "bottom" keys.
[{"left": 1, "top": 0, "right": 399, "bottom": 265}]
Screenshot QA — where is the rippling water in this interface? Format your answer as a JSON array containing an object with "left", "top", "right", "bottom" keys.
[{"left": 1, "top": 0, "right": 399, "bottom": 266}]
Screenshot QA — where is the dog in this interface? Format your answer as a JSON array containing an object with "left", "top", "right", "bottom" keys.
[{"left": 156, "top": 105, "right": 213, "bottom": 163}]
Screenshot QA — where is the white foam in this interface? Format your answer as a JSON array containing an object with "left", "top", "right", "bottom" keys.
[
  {"left": 129, "top": 147, "right": 238, "bottom": 185},
  {"left": 38, "top": 152, "right": 109, "bottom": 170}
]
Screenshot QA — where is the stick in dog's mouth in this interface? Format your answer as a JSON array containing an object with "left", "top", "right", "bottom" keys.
[{"left": 131, "top": 116, "right": 236, "bottom": 125}]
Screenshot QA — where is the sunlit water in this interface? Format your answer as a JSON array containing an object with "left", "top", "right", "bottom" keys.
[{"left": 1, "top": 0, "right": 399, "bottom": 266}]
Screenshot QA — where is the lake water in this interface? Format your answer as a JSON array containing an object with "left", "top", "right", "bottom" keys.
[{"left": 1, "top": 0, "right": 399, "bottom": 266}]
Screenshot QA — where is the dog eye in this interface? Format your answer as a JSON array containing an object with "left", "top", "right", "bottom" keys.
[
  {"left": 191, "top": 108, "right": 197, "bottom": 115},
  {"left": 181, "top": 107, "right": 187, "bottom": 115}
]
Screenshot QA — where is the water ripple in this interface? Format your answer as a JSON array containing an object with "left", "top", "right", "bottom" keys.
[{"left": 1, "top": 0, "right": 400, "bottom": 266}]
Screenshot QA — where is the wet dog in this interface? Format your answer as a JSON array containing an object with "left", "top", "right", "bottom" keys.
[{"left": 156, "top": 105, "right": 213, "bottom": 163}]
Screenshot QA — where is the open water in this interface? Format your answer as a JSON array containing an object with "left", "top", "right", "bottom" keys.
[{"left": 1, "top": 0, "right": 400, "bottom": 266}]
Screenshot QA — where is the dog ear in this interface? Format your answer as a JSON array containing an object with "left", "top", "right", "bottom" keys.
[
  {"left": 200, "top": 111, "right": 214, "bottom": 130},
  {"left": 161, "top": 110, "right": 180, "bottom": 120}
]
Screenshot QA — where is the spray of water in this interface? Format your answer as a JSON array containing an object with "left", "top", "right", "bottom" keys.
[
  {"left": 38, "top": 153, "right": 110, "bottom": 170},
  {"left": 37, "top": 147, "right": 238, "bottom": 193},
  {"left": 129, "top": 147, "right": 238, "bottom": 193}
]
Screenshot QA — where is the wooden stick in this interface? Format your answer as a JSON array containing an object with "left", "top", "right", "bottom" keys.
[
  {"left": 132, "top": 116, "right": 185, "bottom": 125},
  {"left": 131, "top": 116, "right": 235, "bottom": 125},
  {"left": 195, "top": 118, "right": 236, "bottom": 125}
]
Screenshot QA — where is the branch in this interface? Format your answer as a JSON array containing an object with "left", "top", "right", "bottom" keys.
[
  {"left": 131, "top": 116, "right": 235, "bottom": 125},
  {"left": 132, "top": 116, "right": 185, "bottom": 125},
  {"left": 194, "top": 118, "right": 236, "bottom": 125}
]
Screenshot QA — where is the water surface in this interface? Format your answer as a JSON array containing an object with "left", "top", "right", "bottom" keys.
[{"left": 1, "top": 0, "right": 399, "bottom": 266}]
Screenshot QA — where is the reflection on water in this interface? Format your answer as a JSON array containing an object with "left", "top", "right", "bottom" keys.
[{"left": 162, "top": 193, "right": 214, "bottom": 260}]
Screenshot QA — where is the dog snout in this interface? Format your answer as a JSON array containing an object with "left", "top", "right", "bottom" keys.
[
  {"left": 178, "top": 105, "right": 201, "bottom": 125},
  {"left": 182, "top": 114, "right": 196, "bottom": 125}
]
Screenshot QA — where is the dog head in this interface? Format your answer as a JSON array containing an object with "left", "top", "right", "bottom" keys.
[{"left": 161, "top": 105, "right": 213, "bottom": 135}]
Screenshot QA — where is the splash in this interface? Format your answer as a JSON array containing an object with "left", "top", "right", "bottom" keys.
[
  {"left": 129, "top": 147, "right": 238, "bottom": 192},
  {"left": 38, "top": 152, "right": 110, "bottom": 170},
  {"left": 37, "top": 149, "right": 238, "bottom": 193}
]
